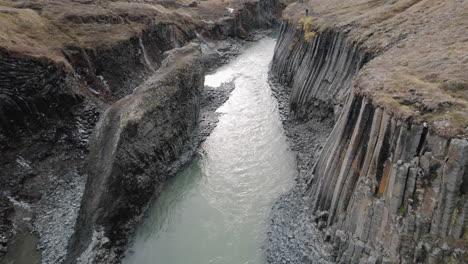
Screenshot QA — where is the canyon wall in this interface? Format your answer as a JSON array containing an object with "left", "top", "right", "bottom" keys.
[
  {"left": 214, "top": 0, "right": 283, "bottom": 38},
  {"left": 310, "top": 92, "right": 467, "bottom": 263},
  {"left": 271, "top": 23, "right": 370, "bottom": 121},
  {"left": 68, "top": 44, "right": 204, "bottom": 264},
  {"left": 271, "top": 19, "right": 467, "bottom": 264},
  {"left": 0, "top": 56, "right": 80, "bottom": 133},
  {"left": 72, "top": 22, "right": 195, "bottom": 101}
]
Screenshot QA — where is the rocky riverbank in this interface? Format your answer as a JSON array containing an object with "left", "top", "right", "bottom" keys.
[{"left": 265, "top": 77, "right": 334, "bottom": 264}]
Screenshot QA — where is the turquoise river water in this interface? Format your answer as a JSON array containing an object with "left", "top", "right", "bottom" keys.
[{"left": 124, "top": 37, "right": 296, "bottom": 264}]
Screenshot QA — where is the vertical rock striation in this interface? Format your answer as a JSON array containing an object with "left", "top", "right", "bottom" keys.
[
  {"left": 271, "top": 23, "right": 370, "bottom": 121},
  {"left": 67, "top": 44, "right": 204, "bottom": 264},
  {"left": 71, "top": 22, "right": 193, "bottom": 101},
  {"left": 271, "top": 21, "right": 467, "bottom": 263},
  {"left": 310, "top": 93, "right": 467, "bottom": 263}
]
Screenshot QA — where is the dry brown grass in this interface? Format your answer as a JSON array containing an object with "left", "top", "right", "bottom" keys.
[
  {"left": 284, "top": 0, "right": 468, "bottom": 138},
  {"left": 0, "top": 5, "right": 73, "bottom": 64},
  {"left": 0, "top": 0, "right": 260, "bottom": 63}
]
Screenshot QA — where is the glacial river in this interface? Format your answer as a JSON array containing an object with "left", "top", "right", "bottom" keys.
[{"left": 124, "top": 37, "right": 296, "bottom": 264}]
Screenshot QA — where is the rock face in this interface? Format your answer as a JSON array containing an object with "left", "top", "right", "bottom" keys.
[
  {"left": 271, "top": 23, "right": 370, "bottom": 121},
  {"left": 271, "top": 18, "right": 467, "bottom": 264},
  {"left": 0, "top": 54, "right": 98, "bottom": 263},
  {"left": 68, "top": 44, "right": 204, "bottom": 264},
  {"left": 214, "top": 0, "right": 283, "bottom": 38},
  {"left": 72, "top": 22, "right": 195, "bottom": 100},
  {"left": 310, "top": 93, "right": 468, "bottom": 263}
]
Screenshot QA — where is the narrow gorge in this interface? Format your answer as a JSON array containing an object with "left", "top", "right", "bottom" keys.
[
  {"left": 0, "top": 0, "right": 284, "bottom": 263},
  {"left": 0, "top": 0, "right": 466, "bottom": 264}
]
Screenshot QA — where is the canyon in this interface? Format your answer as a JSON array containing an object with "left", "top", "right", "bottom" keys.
[
  {"left": 0, "top": 0, "right": 466, "bottom": 264},
  {"left": 0, "top": 0, "right": 283, "bottom": 263}
]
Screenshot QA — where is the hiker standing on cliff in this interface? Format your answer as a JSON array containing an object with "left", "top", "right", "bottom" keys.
[{"left": 306, "top": 8, "right": 309, "bottom": 16}]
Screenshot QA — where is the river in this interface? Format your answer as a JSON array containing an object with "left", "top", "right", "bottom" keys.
[{"left": 124, "top": 37, "right": 296, "bottom": 264}]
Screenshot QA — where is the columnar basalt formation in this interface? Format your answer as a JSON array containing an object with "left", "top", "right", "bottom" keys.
[
  {"left": 271, "top": 0, "right": 467, "bottom": 263},
  {"left": 68, "top": 44, "right": 204, "bottom": 264},
  {"left": 71, "top": 22, "right": 195, "bottom": 100},
  {"left": 271, "top": 23, "right": 370, "bottom": 120},
  {"left": 309, "top": 93, "right": 467, "bottom": 263},
  {"left": 0, "top": 55, "right": 80, "bottom": 133}
]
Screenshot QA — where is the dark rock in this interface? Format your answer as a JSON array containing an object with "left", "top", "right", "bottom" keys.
[
  {"left": 267, "top": 19, "right": 468, "bottom": 264},
  {"left": 67, "top": 44, "right": 204, "bottom": 264}
]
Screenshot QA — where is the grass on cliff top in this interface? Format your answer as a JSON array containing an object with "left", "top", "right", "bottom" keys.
[
  {"left": 40, "top": 1, "right": 201, "bottom": 48},
  {"left": 0, "top": 5, "right": 72, "bottom": 64},
  {"left": 282, "top": 0, "right": 429, "bottom": 48},
  {"left": 0, "top": 0, "right": 254, "bottom": 62},
  {"left": 282, "top": 0, "right": 468, "bottom": 138},
  {"left": 368, "top": 73, "right": 468, "bottom": 138},
  {"left": 0, "top": 0, "right": 204, "bottom": 63},
  {"left": 298, "top": 16, "right": 316, "bottom": 40}
]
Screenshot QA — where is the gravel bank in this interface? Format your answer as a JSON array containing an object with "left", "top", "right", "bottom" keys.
[{"left": 265, "top": 77, "right": 334, "bottom": 264}]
